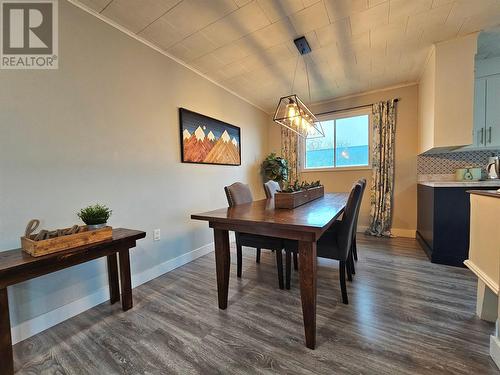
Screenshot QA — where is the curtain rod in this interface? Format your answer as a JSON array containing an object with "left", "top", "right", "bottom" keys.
[{"left": 315, "top": 98, "right": 399, "bottom": 117}]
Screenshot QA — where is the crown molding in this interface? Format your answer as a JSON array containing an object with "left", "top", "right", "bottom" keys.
[
  {"left": 309, "top": 82, "right": 418, "bottom": 109},
  {"left": 66, "top": 0, "right": 269, "bottom": 114}
]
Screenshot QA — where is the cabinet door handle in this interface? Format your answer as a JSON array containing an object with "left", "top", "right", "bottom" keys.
[
  {"left": 480, "top": 128, "right": 484, "bottom": 144},
  {"left": 489, "top": 126, "right": 492, "bottom": 144}
]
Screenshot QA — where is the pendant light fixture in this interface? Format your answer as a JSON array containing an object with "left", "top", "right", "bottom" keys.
[{"left": 273, "top": 36, "right": 324, "bottom": 139}]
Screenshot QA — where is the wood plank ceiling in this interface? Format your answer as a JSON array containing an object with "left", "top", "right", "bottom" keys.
[{"left": 77, "top": 0, "right": 500, "bottom": 111}]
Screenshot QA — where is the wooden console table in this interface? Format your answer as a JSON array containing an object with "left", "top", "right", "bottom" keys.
[{"left": 0, "top": 228, "right": 145, "bottom": 374}]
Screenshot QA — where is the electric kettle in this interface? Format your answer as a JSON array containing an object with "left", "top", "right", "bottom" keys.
[{"left": 487, "top": 156, "right": 499, "bottom": 179}]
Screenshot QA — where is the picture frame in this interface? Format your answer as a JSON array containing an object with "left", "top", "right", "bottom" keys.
[{"left": 179, "top": 108, "right": 241, "bottom": 166}]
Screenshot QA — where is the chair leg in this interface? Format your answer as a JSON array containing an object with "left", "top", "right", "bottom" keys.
[
  {"left": 275, "top": 249, "right": 284, "bottom": 289},
  {"left": 346, "top": 257, "right": 353, "bottom": 282},
  {"left": 293, "top": 252, "right": 298, "bottom": 271},
  {"left": 256, "top": 248, "right": 261, "bottom": 264},
  {"left": 353, "top": 237, "right": 358, "bottom": 261},
  {"left": 285, "top": 251, "right": 291, "bottom": 290},
  {"left": 339, "top": 261, "right": 349, "bottom": 304},
  {"left": 236, "top": 244, "right": 242, "bottom": 278},
  {"left": 350, "top": 250, "right": 356, "bottom": 275}
]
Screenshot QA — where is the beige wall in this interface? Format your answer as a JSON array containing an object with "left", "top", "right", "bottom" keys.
[
  {"left": 268, "top": 84, "right": 418, "bottom": 237},
  {"left": 0, "top": 0, "right": 269, "bottom": 335}
]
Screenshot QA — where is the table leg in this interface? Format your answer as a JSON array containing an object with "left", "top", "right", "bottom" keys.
[
  {"left": 119, "top": 248, "right": 133, "bottom": 311},
  {"left": 0, "top": 288, "right": 14, "bottom": 375},
  {"left": 213, "top": 228, "right": 230, "bottom": 310},
  {"left": 107, "top": 253, "right": 120, "bottom": 305},
  {"left": 298, "top": 240, "right": 317, "bottom": 349}
]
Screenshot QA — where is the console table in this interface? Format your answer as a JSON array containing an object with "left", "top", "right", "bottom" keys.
[{"left": 0, "top": 228, "right": 146, "bottom": 374}]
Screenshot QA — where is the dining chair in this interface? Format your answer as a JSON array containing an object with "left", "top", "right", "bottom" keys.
[
  {"left": 351, "top": 178, "right": 367, "bottom": 263},
  {"left": 283, "top": 183, "right": 364, "bottom": 304},
  {"left": 224, "top": 182, "right": 285, "bottom": 289},
  {"left": 339, "top": 178, "right": 366, "bottom": 280},
  {"left": 264, "top": 180, "right": 299, "bottom": 272},
  {"left": 263, "top": 180, "right": 280, "bottom": 198}
]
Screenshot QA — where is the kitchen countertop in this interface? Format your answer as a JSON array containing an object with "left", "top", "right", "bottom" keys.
[
  {"left": 468, "top": 190, "right": 500, "bottom": 198},
  {"left": 418, "top": 180, "right": 500, "bottom": 187}
]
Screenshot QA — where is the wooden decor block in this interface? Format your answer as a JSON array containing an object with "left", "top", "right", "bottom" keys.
[
  {"left": 274, "top": 186, "right": 324, "bottom": 209},
  {"left": 21, "top": 226, "right": 113, "bottom": 257}
]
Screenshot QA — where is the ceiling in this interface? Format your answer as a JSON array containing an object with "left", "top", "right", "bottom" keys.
[{"left": 76, "top": 0, "right": 500, "bottom": 112}]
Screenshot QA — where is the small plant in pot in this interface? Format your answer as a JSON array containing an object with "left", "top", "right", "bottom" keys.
[{"left": 77, "top": 204, "right": 112, "bottom": 230}]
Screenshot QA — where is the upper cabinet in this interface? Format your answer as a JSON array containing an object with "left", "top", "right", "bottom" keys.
[
  {"left": 486, "top": 75, "right": 500, "bottom": 148},
  {"left": 418, "top": 34, "right": 478, "bottom": 154},
  {"left": 463, "top": 57, "right": 500, "bottom": 150},
  {"left": 460, "top": 28, "right": 500, "bottom": 151}
]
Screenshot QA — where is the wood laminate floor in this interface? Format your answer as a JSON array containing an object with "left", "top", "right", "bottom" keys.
[{"left": 13, "top": 236, "right": 499, "bottom": 374}]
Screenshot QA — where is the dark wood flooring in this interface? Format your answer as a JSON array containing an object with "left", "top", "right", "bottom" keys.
[{"left": 13, "top": 236, "right": 499, "bottom": 374}]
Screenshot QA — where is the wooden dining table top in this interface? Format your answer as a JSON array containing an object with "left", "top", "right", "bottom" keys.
[{"left": 191, "top": 192, "right": 349, "bottom": 239}]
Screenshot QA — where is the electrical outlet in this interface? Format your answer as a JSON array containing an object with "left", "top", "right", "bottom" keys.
[{"left": 153, "top": 229, "right": 160, "bottom": 241}]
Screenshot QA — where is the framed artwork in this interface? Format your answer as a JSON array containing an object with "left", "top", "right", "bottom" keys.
[{"left": 179, "top": 108, "right": 241, "bottom": 166}]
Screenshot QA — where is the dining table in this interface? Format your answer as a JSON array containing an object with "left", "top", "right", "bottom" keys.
[{"left": 191, "top": 192, "right": 349, "bottom": 349}]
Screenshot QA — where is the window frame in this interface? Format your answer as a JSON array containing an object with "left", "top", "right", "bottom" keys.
[{"left": 300, "top": 107, "right": 373, "bottom": 173}]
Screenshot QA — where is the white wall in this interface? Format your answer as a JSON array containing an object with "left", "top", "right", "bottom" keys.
[{"left": 0, "top": 0, "right": 270, "bottom": 342}]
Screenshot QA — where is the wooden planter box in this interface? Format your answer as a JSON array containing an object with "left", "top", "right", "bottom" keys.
[
  {"left": 274, "top": 186, "right": 324, "bottom": 209},
  {"left": 21, "top": 226, "right": 113, "bottom": 257}
]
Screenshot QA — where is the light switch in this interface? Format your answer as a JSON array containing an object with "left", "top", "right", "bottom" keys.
[{"left": 153, "top": 229, "right": 160, "bottom": 241}]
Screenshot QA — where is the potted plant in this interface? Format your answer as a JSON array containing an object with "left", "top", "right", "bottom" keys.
[
  {"left": 77, "top": 204, "right": 112, "bottom": 230},
  {"left": 275, "top": 180, "right": 324, "bottom": 209},
  {"left": 261, "top": 153, "right": 288, "bottom": 186}
]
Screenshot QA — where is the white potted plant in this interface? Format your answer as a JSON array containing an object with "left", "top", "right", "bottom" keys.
[{"left": 77, "top": 204, "right": 112, "bottom": 230}]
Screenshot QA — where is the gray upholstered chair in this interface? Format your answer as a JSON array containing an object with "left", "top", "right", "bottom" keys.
[
  {"left": 224, "top": 182, "right": 285, "bottom": 289},
  {"left": 334, "top": 178, "right": 366, "bottom": 280},
  {"left": 263, "top": 180, "right": 280, "bottom": 198},
  {"left": 283, "top": 183, "right": 364, "bottom": 304},
  {"left": 351, "top": 178, "right": 367, "bottom": 262}
]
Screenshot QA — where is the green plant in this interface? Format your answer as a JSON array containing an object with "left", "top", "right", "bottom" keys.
[
  {"left": 281, "top": 180, "right": 321, "bottom": 193},
  {"left": 77, "top": 204, "right": 112, "bottom": 225},
  {"left": 261, "top": 153, "right": 288, "bottom": 183}
]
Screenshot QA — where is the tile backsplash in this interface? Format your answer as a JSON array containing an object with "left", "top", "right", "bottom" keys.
[{"left": 417, "top": 149, "right": 500, "bottom": 175}]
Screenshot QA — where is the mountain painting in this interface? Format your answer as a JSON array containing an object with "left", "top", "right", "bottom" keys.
[{"left": 180, "top": 108, "right": 241, "bottom": 166}]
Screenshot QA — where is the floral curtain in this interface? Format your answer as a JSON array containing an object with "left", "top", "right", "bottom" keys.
[
  {"left": 281, "top": 127, "right": 299, "bottom": 184},
  {"left": 366, "top": 99, "right": 397, "bottom": 237}
]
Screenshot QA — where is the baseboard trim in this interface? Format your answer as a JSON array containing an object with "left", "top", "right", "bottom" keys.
[
  {"left": 11, "top": 241, "right": 215, "bottom": 344},
  {"left": 357, "top": 225, "right": 416, "bottom": 238}
]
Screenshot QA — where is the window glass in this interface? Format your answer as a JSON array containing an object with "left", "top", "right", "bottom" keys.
[
  {"left": 304, "top": 113, "right": 370, "bottom": 169},
  {"left": 335, "top": 115, "right": 369, "bottom": 167}
]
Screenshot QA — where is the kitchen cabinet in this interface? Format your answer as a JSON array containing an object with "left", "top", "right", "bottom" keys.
[
  {"left": 470, "top": 78, "right": 487, "bottom": 148},
  {"left": 464, "top": 75, "right": 500, "bottom": 149},
  {"left": 486, "top": 75, "right": 500, "bottom": 148},
  {"left": 417, "top": 183, "right": 500, "bottom": 267},
  {"left": 418, "top": 34, "right": 477, "bottom": 153}
]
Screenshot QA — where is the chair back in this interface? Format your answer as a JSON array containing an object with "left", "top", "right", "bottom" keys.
[
  {"left": 224, "top": 182, "right": 253, "bottom": 207},
  {"left": 353, "top": 178, "right": 366, "bottom": 231},
  {"left": 263, "top": 180, "right": 280, "bottom": 198},
  {"left": 336, "top": 183, "right": 363, "bottom": 259}
]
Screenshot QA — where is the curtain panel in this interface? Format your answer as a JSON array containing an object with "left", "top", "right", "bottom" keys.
[
  {"left": 281, "top": 127, "right": 299, "bottom": 184},
  {"left": 366, "top": 99, "right": 397, "bottom": 237}
]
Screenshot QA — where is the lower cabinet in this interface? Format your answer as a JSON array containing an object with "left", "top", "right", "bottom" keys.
[{"left": 417, "top": 184, "right": 500, "bottom": 267}]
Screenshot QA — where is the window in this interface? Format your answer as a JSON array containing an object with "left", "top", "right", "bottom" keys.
[{"left": 303, "top": 110, "right": 371, "bottom": 170}]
